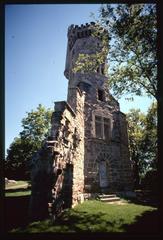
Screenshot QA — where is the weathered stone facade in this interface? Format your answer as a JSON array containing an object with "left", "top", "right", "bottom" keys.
[
  {"left": 29, "top": 22, "right": 133, "bottom": 220},
  {"left": 65, "top": 22, "right": 133, "bottom": 193}
]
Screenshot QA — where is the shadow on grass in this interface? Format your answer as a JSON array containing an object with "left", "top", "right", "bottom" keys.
[
  {"left": 53, "top": 209, "right": 160, "bottom": 233},
  {"left": 5, "top": 196, "right": 160, "bottom": 234},
  {"left": 23, "top": 208, "right": 160, "bottom": 233},
  {"left": 122, "top": 209, "right": 160, "bottom": 234},
  {"left": 20, "top": 210, "right": 125, "bottom": 233},
  {"left": 54, "top": 210, "right": 118, "bottom": 232}
]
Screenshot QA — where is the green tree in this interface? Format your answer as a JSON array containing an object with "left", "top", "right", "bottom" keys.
[
  {"left": 126, "top": 102, "right": 157, "bottom": 188},
  {"left": 20, "top": 104, "right": 52, "bottom": 144},
  {"left": 5, "top": 137, "right": 35, "bottom": 180},
  {"left": 73, "top": 4, "right": 157, "bottom": 100},
  {"left": 140, "top": 102, "right": 157, "bottom": 192},
  {"left": 5, "top": 104, "right": 53, "bottom": 180},
  {"left": 126, "top": 109, "right": 146, "bottom": 188},
  {"left": 99, "top": 3, "right": 157, "bottom": 100},
  {"left": 141, "top": 102, "right": 157, "bottom": 170}
]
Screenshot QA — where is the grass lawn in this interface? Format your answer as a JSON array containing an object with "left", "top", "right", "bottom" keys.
[
  {"left": 10, "top": 200, "right": 159, "bottom": 233},
  {"left": 5, "top": 190, "right": 31, "bottom": 197},
  {"left": 5, "top": 180, "right": 31, "bottom": 197}
]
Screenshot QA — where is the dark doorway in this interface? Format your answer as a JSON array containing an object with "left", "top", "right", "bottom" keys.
[
  {"left": 63, "top": 163, "right": 73, "bottom": 208},
  {"left": 99, "top": 160, "right": 109, "bottom": 188}
]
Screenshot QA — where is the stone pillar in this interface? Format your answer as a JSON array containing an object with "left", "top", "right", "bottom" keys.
[{"left": 71, "top": 88, "right": 85, "bottom": 207}]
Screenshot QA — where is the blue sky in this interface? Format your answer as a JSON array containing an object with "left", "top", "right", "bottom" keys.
[{"left": 5, "top": 4, "right": 154, "bottom": 153}]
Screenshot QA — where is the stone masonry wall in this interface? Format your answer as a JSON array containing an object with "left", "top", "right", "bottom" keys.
[
  {"left": 49, "top": 87, "right": 85, "bottom": 207},
  {"left": 29, "top": 87, "right": 85, "bottom": 220},
  {"left": 83, "top": 101, "right": 132, "bottom": 192},
  {"left": 65, "top": 22, "right": 133, "bottom": 193}
]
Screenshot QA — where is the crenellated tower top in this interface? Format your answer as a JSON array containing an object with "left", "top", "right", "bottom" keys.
[
  {"left": 64, "top": 22, "right": 109, "bottom": 80},
  {"left": 64, "top": 22, "right": 119, "bottom": 109},
  {"left": 67, "top": 22, "right": 108, "bottom": 51}
]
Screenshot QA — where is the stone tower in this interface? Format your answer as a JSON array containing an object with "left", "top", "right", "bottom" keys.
[
  {"left": 29, "top": 22, "right": 133, "bottom": 220},
  {"left": 64, "top": 22, "right": 133, "bottom": 193}
]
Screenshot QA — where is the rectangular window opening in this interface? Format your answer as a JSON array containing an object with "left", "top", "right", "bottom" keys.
[
  {"left": 98, "top": 89, "right": 105, "bottom": 101},
  {"left": 95, "top": 116, "right": 111, "bottom": 141},
  {"left": 104, "top": 118, "right": 110, "bottom": 141},
  {"left": 95, "top": 116, "right": 103, "bottom": 139}
]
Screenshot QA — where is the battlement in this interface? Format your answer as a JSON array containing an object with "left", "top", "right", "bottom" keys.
[
  {"left": 67, "top": 22, "right": 108, "bottom": 50},
  {"left": 68, "top": 22, "right": 96, "bottom": 34}
]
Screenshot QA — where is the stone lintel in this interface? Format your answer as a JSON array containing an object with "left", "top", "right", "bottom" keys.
[{"left": 54, "top": 101, "right": 76, "bottom": 117}]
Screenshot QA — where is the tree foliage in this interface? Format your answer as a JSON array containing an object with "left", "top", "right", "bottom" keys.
[
  {"left": 20, "top": 104, "right": 52, "bottom": 144},
  {"left": 5, "top": 137, "right": 35, "bottom": 180},
  {"left": 73, "top": 4, "right": 157, "bottom": 100},
  {"left": 141, "top": 101, "right": 157, "bottom": 170},
  {"left": 99, "top": 3, "right": 157, "bottom": 99},
  {"left": 126, "top": 102, "right": 157, "bottom": 188},
  {"left": 127, "top": 108, "right": 146, "bottom": 188},
  {"left": 5, "top": 104, "right": 53, "bottom": 180}
]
